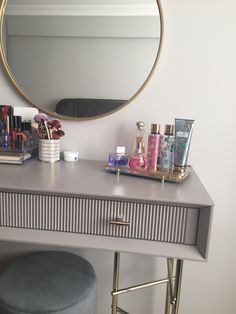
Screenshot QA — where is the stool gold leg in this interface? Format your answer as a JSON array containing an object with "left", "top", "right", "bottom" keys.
[
  {"left": 165, "top": 258, "right": 174, "bottom": 314},
  {"left": 171, "top": 259, "right": 184, "bottom": 314},
  {"left": 112, "top": 252, "right": 120, "bottom": 314},
  {"left": 165, "top": 284, "right": 171, "bottom": 314}
]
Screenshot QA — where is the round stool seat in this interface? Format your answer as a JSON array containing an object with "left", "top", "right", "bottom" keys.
[{"left": 0, "top": 251, "right": 97, "bottom": 314}]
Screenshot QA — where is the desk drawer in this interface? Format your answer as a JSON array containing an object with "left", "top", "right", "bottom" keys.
[{"left": 0, "top": 192, "right": 199, "bottom": 245}]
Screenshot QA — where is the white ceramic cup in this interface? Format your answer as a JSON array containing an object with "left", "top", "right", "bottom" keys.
[{"left": 39, "top": 139, "right": 60, "bottom": 162}]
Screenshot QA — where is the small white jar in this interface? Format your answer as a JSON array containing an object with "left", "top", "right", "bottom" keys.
[{"left": 63, "top": 151, "right": 79, "bottom": 162}]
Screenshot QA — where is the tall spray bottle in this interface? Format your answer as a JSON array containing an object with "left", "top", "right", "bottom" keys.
[
  {"left": 146, "top": 123, "right": 161, "bottom": 171},
  {"left": 159, "top": 124, "right": 175, "bottom": 172}
]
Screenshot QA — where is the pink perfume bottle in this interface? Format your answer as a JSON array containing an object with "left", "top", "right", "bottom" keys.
[
  {"left": 129, "top": 142, "right": 147, "bottom": 170},
  {"left": 132, "top": 121, "right": 145, "bottom": 154},
  {"left": 146, "top": 123, "right": 161, "bottom": 171}
]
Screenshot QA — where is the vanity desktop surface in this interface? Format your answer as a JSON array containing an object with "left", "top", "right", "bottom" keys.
[
  {"left": 0, "top": 159, "right": 213, "bottom": 208},
  {"left": 0, "top": 159, "right": 214, "bottom": 261}
]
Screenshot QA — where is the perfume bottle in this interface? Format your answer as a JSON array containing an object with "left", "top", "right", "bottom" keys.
[
  {"left": 132, "top": 121, "right": 145, "bottom": 154},
  {"left": 108, "top": 146, "right": 129, "bottom": 167},
  {"left": 146, "top": 123, "right": 161, "bottom": 171},
  {"left": 129, "top": 142, "right": 147, "bottom": 170},
  {"left": 159, "top": 124, "right": 175, "bottom": 172}
]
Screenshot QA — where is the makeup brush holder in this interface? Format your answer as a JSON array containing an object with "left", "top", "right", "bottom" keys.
[{"left": 38, "top": 139, "right": 60, "bottom": 162}]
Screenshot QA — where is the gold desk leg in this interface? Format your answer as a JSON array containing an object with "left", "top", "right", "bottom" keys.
[
  {"left": 165, "top": 258, "right": 174, "bottom": 314},
  {"left": 165, "top": 283, "right": 171, "bottom": 314},
  {"left": 111, "top": 254, "right": 183, "bottom": 314},
  {"left": 171, "top": 259, "right": 184, "bottom": 314},
  {"left": 112, "top": 252, "right": 120, "bottom": 314}
]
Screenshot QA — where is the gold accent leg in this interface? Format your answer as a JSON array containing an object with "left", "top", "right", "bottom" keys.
[
  {"left": 165, "top": 258, "right": 174, "bottom": 314},
  {"left": 165, "top": 282, "right": 171, "bottom": 314},
  {"left": 171, "top": 259, "right": 184, "bottom": 314},
  {"left": 111, "top": 252, "right": 120, "bottom": 314},
  {"left": 111, "top": 254, "right": 183, "bottom": 314},
  {"left": 117, "top": 306, "right": 130, "bottom": 314},
  {"left": 112, "top": 277, "right": 172, "bottom": 296}
]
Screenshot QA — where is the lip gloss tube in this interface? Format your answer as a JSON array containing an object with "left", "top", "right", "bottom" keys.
[
  {"left": 17, "top": 116, "right": 22, "bottom": 132},
  {"left": 4, "top": 130, "right": 8, "bottom": 148},
  {"left": 0, "top": 121, "right": 4, "bottom": 146}
]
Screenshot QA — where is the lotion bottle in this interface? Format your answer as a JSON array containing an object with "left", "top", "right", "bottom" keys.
[
  {"left": 159, "top": 124, "right": 175, "bottom": 172},
  {"left": 146, "top": 123, "right": 161, "bottom": 171}
]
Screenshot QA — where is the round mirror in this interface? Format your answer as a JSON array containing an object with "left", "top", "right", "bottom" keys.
[{"left": 0, "top": 0, "right": 163, "bottom": 120}]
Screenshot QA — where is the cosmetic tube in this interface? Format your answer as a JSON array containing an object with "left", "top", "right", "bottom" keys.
[
  {"left": 174, "top": 119, "right": 194, "bottom": 167},
  {"left": 17, "top": 116, "right": 22, "bottom": 132},
  {"left": 3, "top": 130, "right": 8, "bottom": 148},
  {"left": 147, "top": 123, "right": 161, "bottom": 171},
  {"left": 0, "top": 121, "right": 4, "bottom": 146},
  {"left": 159, "top": 124, "right": 175, "bottom": 172}
]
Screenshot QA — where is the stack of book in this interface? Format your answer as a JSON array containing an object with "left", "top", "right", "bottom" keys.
[{"left": 0, "top": 147, "right": 37, "bottom": 165}]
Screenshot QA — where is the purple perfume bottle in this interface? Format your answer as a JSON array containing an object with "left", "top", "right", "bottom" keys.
[{"left": 108, "top": 146, "right": 129, "bottom": 167}]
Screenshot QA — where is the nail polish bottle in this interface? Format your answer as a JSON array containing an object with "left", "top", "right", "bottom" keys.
[
  {"left": 129, "top": 142, "right": 147, "bottom": 170},
  {"left": 146, "top": 123, "right": 161, "bottom": 171},
  {"left": 159, "top": 124, "right": 175, "bottom": 172}
]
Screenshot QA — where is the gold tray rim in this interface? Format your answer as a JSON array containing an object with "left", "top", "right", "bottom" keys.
[{"left": 104, "top": 164, "right": 192, "bottom": 183}]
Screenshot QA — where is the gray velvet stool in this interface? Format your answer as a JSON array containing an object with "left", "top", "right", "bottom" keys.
[{"left": 0, "top": 251, "right": 97, "bottom": 314}]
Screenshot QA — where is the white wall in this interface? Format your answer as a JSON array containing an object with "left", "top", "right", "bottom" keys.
[{"left": 1, "top": 0, "right": 236, "bottom": 314}]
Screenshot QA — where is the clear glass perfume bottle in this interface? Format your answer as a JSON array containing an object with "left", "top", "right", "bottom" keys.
[
  {"left": 129, "top": 142, "right": 147, "bottom": 170},
  {"left": 132, "top": 121, "right": 145, "bottom": 154}
]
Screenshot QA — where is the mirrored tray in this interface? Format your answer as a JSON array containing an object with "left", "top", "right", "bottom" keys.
[{"left": 104, "top": 165, "right": 192, "bottom": 183}]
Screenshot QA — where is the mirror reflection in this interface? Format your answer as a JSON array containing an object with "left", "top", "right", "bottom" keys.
[{"left": 1, "top": 0, "right": 161, "bottom": 119}]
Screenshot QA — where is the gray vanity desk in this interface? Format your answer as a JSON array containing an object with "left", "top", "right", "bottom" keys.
[{"left": 0, "top": 159, "right": 213, "bottom": 314}]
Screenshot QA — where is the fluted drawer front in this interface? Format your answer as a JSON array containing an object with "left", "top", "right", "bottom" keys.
[{"left": 0, "top": 192, "right": 199, "bottom": 245}]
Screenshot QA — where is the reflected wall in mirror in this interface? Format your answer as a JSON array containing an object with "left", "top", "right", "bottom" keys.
[{"left": 0, "top": 0, "right": 162, "bottom": 120}]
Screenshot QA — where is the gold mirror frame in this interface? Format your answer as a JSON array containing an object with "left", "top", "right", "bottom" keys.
[{"left": 0, "top": 0, "right": 163, "bottom": 121}]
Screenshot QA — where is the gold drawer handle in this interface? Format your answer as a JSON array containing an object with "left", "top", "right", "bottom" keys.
[{"left": 110, "top": 217, "right": 130, "bottom": 227}]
